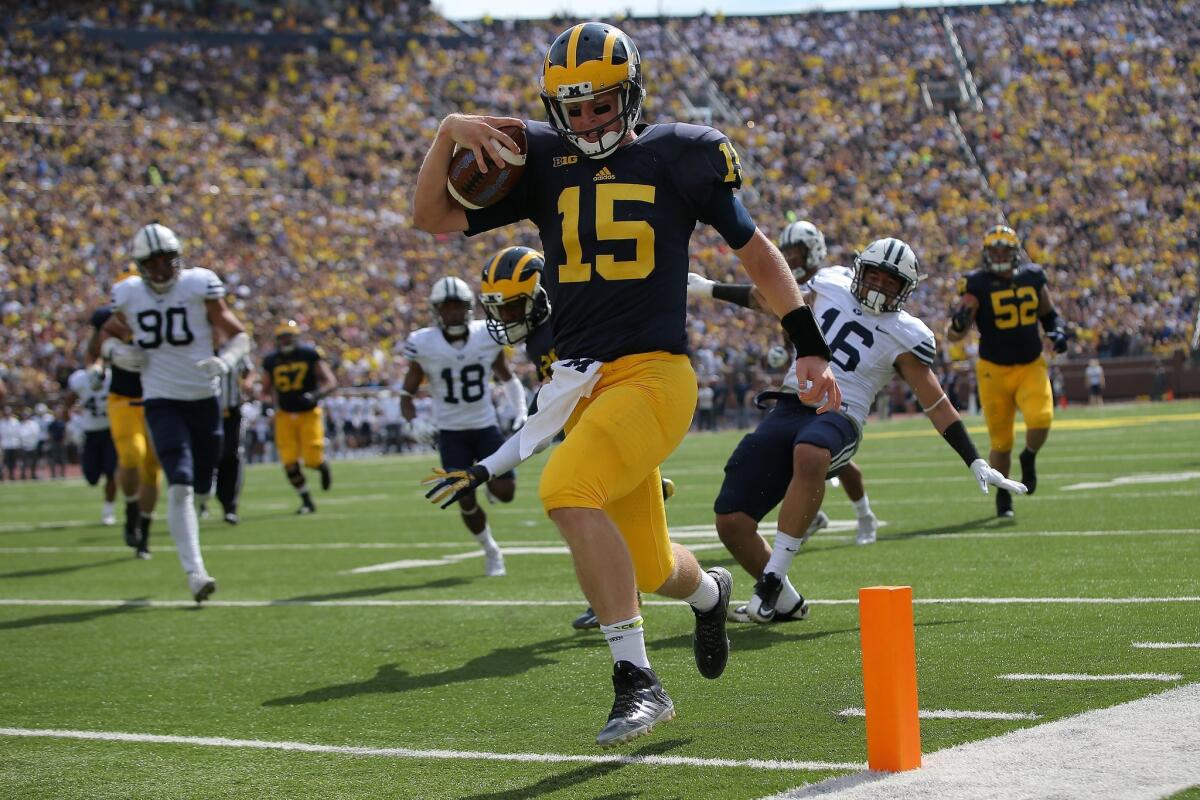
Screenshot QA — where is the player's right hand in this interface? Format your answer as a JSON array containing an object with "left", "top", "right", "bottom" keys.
[
  {"left": 403, "top": 418, "right": 438, "bottom": 446},
  {"left": 795, "top": 357, "right": 842, "bottom": 414},
  {"left": 422, "top": 465, "right": 489, "bottom": 509},
  {"left": 100, "top": 338, "right": 147, "bottom": 371},
  {"left": 687, "top": 272, "right": 715, "bottom": 298},
  {"left": 440, "top": 114, "right": 525, "bottom": 173}
]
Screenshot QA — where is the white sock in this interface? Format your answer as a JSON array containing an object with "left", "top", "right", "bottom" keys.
[
  {"left": 123, "top": 490, "right": 138, "bottom": 503},
  {"left": 683, "top": 570, "right": 719, "bottom": 613},
  {"left": 852, "top": 495, "right": 873, "bottom": 519},
  {"left": 600, "top": 616, "right": 649, "bottom": 668},
  {"left": 777, "top": 576, "right": 803, "bottom": 613},
  {"left": 473, "top": 525, "right": 499, "bottom": 556},
  {"left": 102, "top": 501, "right": 114, "bottom": 515},
  {"left": 167, "top": 484, "right": 205, "bottom": 576},
  {"left": 764, "top": 530, "right": 803, "bottom": 577}
]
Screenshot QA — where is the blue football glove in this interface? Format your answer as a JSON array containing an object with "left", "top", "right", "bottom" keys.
[
  {"left": 1046, "top": 329, "right": 1068, "bottom": 354},
  {"left": 422, "top": 464, "right": 490, "bottom": 509}
]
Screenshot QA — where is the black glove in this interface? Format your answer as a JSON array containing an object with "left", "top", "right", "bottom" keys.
[
  {"left": 950, "top": 305, "right": 973, "bottom": 334},
  {"left": 421, "top": 464, "right": 489, "bottom": 509},
  {"left": 1046, "top": 329, "right": 1068, "bottom": 354}
]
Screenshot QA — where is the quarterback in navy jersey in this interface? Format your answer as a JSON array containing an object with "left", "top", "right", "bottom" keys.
[{"left": 413, "top": 21, "right": 839, "bottom": 748}]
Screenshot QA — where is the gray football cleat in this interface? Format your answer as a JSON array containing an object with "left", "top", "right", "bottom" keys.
[
  {"left": 596, "top": 661, "right": 675, "bottom": 748},
  {"left": 801, "top": 510, "right": 829, "bottom": 545},
  {"left": 572, "top": 606, "right": 599, "bottom": 630},
  {"left": 187, "top": 572, "right": 217, "bottom": 604},
  {"left": 856, "top": 512, "right": 878, "bottom": 546}
]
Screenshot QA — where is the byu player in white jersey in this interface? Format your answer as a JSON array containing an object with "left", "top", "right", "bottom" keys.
[
  {"left": 65, "top": 365, "right": 118, "bottom": 525},
  {"left": 99, "top": 223, "right": 252, "bottom": 603},
  {"left": 707, "top": 238, "right": 1026, "bottom": 623},
  {"left": 689, "top": 220, "right": 880, "bottom": 544},
  {"left": 399, "top": 276, "right": 526, "bottom": 576}
]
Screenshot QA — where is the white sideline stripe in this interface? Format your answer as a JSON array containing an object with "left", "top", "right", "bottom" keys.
[
  {"left": 1, "top": 596, "right": 1198, "bottom": 611},
  {"left": 0, "top": 727, "right": 863, "bottom": 772},
  {"left": 768, "top": 683, "right": 1200, "bottom": 800},
  {"left": 837, "top": 708, "right": 1041, "bottom": 721},
  {"left": 3, "top": 528, "right": 1198, "bottom": 553},
  {"left": 1133, "top": 642, "right": 1200, "bottom": 649},
  {"left": 1000, "top": 673, "right": 1182, "bottom": 682},
  {"left": 1062, "top": 471, "right": 1200, "bottom": 491}
]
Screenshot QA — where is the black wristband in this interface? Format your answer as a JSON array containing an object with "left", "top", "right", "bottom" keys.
[
  {"left": 468, "top": 464, "right": 491, "bottom": 484},
  {"left": 781, "top": 306, "right": 833, "bottom": 361},
  {"left": 941, "top": 420, "right": 980, "bottom": 467},
  {"left": 712, "top": 283, "right": 754, "bottom": 309},
  {"left": 950, "top": 306, "right": 973, "bottom": 334},
  {"left": 1039, "top": 309, "right": 1061, "bottom": 334}
]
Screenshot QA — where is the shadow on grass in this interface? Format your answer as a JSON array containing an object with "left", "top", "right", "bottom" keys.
[
  {"left": 0, "top": 557, "right": 132, "bottom": 580},
  {"left": 281, "top": 576, "right": 470, "bottom": 603},
  {"left": 263, "top": 634, "right": 598, "bottom": 707},
  {"left": 456, "top": 738, "right": 690, "bottom": 800},
  {"left": 884, "top": 515, "right": 1007, "bottom": 540},
  {"left": 0, "top": 598, "right": 151, "bottom": 630}
]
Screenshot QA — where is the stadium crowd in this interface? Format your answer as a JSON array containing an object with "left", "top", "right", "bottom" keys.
[{"left": 2, "top": 0, "right": 1196, "bottom": 428}]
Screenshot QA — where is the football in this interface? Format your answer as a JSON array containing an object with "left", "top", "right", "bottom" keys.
[{"left": 446, "top": 125, "right": 527, "bottom": 210}]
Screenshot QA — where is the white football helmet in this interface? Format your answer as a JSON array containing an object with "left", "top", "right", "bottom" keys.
[
  {"left": 131, "top": 222, "right": 183, "bottom": 293},
  {"left": 430, "top": 276, "right": 475, "bottom": 338},
  {"left": 766, "top": 345, "right": 791, "bottom": 369},
  {"left": 852, "top": 238, "right": 919, "bottom": 314},
  {"left": 778, "top": 221, "right": 827, "bottom": 282}
]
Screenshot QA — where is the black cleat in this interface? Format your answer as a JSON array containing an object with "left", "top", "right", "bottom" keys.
[
  {"left": 319, "top": 463, "right": 332, "bottom": 492},
  {"left": 595, "top": 661, "right": 675, "bottom": 748},
  {"left": 692, "top": 566, "right": 733, "bottom": 678},
  {"left": 223, "top": 512, "right": 239, "bottom": 525},
  {"left": 135, "top": 516, "right": 152, "bottom": 558},
  {"left": 1019, "top": 449, "right": 1038, "bottom": 496},
  {"left": 572, "top": 606, "right": 599, "bottom": 631},
  {"left": 123, "top": 501, "right": 140, "bottom": 548},
  {"left": 996, "top": 488, "right": 1015, "bottom": 518},
  {"left": 296, "top": 501, "right": 316, "bottom": 515},
  {"left": 746, "top": 571, "right": 785, "bottom": 623}
]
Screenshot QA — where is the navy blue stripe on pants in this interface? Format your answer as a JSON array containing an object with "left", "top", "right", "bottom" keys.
[{"left": 144, "top": 397, "right": 223, "bottom": 494}]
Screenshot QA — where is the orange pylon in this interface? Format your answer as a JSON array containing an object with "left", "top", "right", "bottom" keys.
[{"left": 859, "top": 586, "right": 922, "bottom": 771}]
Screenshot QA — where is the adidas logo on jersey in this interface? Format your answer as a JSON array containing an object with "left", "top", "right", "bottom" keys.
[{"left": 593, "top": 166, "right": 616, "bottom": 182}]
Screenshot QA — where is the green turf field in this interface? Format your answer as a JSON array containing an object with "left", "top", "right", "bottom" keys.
[{"left": 2, "top": 401, "right": 1198, "bottom": 799}]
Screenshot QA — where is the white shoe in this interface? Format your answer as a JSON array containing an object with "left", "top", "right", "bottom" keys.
[
  {"left": 187, "top": 571, "right": 217, "bottom": 603},
  {"left": 801, "top": 510, "right": 830, "bottom": 545},
  {"left": 101, "top": 511, "right": 117, "bottom": 526},
  {"left": 856, "top": 513, "right": 878, "bottom": 546},
  {"left": 484, "top": 550, "right": 506, "bottom": 577}
]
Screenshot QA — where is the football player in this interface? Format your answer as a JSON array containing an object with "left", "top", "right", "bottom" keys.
[
  {"left": 63, "top": 363, "right": 118, "bottom": 526},
  {"left": 479, "top": 244, "right": 675, "bottom": 628},
  {"left": 413, "top": 22, "right": 840, "bottom": 747},
  {"left": 100, "top": 222, "right": 252, "bottom": 603},
  {"left": 715, "top": 238, "right": 1025, "bottom": 624},
  {"left": 946, "top": 225, "right": 1068, "bottom": 518},
  {"left": 688, "top": 219, "right": 880, "bottom": 545},
  {"left": 262, "top": 320, "right": 336, "bottom": 514},
  {"left": 400, "top": 276, "right": 526, "bottom": 577},
  {"left": 88, "top": 299, "right": 160, "bottom": 558}
]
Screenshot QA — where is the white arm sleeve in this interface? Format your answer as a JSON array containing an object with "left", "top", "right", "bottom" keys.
[
  {"left": 502, "top": 376, "right": 527, "bottom": 418},
  {"left": 218, "top": 332, "right": 252, "bottom": 368}
]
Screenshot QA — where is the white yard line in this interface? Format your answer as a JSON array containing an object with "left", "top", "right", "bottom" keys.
[
  {"left": 837, "top": 708, "right": 1040, "bottom": 721},
  {"left": 1132, "top": 642, "right": 1200, "bottom": 649},
  {"left": 768, "top": 683, "right": 1200, "bottom": 800},
  {"left": 0, "top": 596, "right": 1198, "bottom": 611},
  {"left": 1000, "top": 673, "right": 1182, "bottom": 682},
  {"left": 0, "top": 726, "right": 863, "bottom": 772},
  {"left": 1062, "top": 472, "right": 1200, "bottom": 491}
]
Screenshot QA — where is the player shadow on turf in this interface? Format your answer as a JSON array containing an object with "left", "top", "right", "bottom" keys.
[
  {"left": 0, "top": 557, "right": 133, "bottom": 580},
  {"left": 886, "top": 515, "right": 1003, "bottom": 540},
  {"left": 0, "top": 598, "right": 150, "bottom": 631},
  {"left": 261, "top": 634, "right": 599, "bottom": 707},
  {"left": 280, "top": 576, "right": 471, "bottom": 603},
  {"left": 455, "top": 739, "right": 688, "bottom": 800}
]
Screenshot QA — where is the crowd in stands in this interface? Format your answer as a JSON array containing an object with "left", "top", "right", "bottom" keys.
[{"left": 2, "top": 0, "right": 1196, "bottom": 424}]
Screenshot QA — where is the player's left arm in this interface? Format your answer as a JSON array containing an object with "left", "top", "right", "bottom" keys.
[
  {"left": 1036, "top": 284, "right": 1069, "bottom": 353},
  {"left": 200, "top": 298, "right": 251, "bottom": 378},
  {"left": 896, "top": 352, "right": 1026, "bottom": 494},
  {"left": 313, "top": 355, "right": 338, "bottom": 400},
  {"left": 491, "top": 351, "right": 527, "bottom": 431}
]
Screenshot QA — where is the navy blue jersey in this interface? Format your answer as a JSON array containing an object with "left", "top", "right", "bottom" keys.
[
  {"left": 524, "top": 320, "right": 558, "bottom": 383},
  {"left": 90, "top": 305, "right": 143, "bottom": 398},
  {"left": 466, "top": 120, "right": 755, "bottom": 363},
  {"left": 263, "top": 345, "right": 323, "bottom": 412},
  {"left": 960, "top": 265, "right": 1048, "bottom": 365}
]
